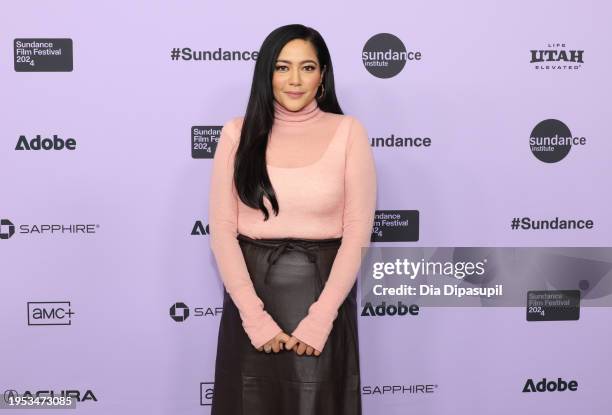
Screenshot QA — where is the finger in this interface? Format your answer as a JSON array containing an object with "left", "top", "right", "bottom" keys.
[
  {"left": 272, "top": 339, "right": 280, "bottom": 353},
  {"left": 257, "top": 347, "right": 263, "bottom": 352},
  {"left": 306, "top": 346, "right": 313, "bottom": 356},
  {"left": 296, "top": 342, "right": 307, "bottom": 356},
  {"left": 276, "top": 334, "right": 288, "bottom": 351},
  {"left": 314, "top": 349, "right": 321, "bottom": 356},
  {"left": 285, "top": 337, "right": 297, "bottom": 350}
]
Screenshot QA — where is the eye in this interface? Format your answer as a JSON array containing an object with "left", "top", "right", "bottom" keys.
[
  {"left": 275, "top": 65, "right": 288, "bottom": 71},
  {"left": 304, "top": 65, "right": 316, "bottom": 71}
]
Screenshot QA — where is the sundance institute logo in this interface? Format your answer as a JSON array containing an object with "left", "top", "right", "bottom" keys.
[
  {"left": 529, "top": 119, "right": 587, "bottom": 163},
  {"left": 362, "top": 33, "right": 422, "bottom": 79}
]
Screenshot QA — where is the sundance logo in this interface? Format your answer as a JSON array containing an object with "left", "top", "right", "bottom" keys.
[
  {"left": 361, "top": 301, "right": 419, "bottom": 317},
  {"left": 192, "top": 126, "right": 220, "bottom": 159},
  {"left": 522, "top": 377, "right": 578, "bottom": 393},
  {"left": 362, "top": 33, "right": 422, "bottom": 79},
  {"left": 14, "top": 38, "right": 73, "bottom": 72},
  {"left": 529, "top": 119, "right": 586, "bottom": 163},
  {"left": 15, "top": 134, "right": 77, "bottom": 150},
  {"left": 170, "top": 47, "right": 258, "bottom": 62}
]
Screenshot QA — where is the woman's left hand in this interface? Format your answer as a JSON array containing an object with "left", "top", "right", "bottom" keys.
[{"left": 284, "top": 336, "right": 321, "bottom": 356}]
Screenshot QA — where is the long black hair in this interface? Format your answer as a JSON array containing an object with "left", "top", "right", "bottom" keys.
[{"left": 234, "top": 24, "right": 343, "bottom": 221}]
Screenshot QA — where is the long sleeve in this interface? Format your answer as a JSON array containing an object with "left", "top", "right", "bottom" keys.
[
  {"left": 208, "top": 118, "right": 283, "bottom": 349},
  {"left": 291, "top": 116, "right": 377, "bottom": 352}
]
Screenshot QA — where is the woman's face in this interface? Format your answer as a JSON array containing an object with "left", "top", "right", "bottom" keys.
[{"left": 272, "top": 39, "right": 325, "bottom": 111}]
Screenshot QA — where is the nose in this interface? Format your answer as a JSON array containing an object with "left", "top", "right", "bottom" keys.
[{"left": 289, "top": 68, "right": 301, "bottom": 85}]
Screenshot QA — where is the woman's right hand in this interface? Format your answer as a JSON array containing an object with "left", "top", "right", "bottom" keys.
[{"left": 256, "top": 331, "right": 291, "bottom": 354}]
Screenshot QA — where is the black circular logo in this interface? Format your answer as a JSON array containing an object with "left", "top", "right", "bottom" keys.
[
  {"left": 3, "top": 390, "right": 18, "bottom": 404},
  {"left": 0, "top": 219, "right": 15, "bottom": 240},
  {"left": 529, "top": 119, "right": 573, "bottom": 163},
  {"left": 362, "top": 33, "right": 407, "bottom": 79},
  {"left": 169, "top": 302, "right": 189, "bottom": 322}
]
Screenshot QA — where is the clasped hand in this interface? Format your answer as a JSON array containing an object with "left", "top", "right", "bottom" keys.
[{"left": 256, "top": 331, "right": 321, "bottom": 356}]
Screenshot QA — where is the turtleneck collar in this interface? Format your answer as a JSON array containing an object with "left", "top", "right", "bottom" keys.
[{"left": 273, "top": 98, "right": 323, "bottom": 124}]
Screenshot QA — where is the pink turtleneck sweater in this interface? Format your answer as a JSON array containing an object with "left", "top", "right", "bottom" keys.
[{"left": 208, "top": 99, "right": 377, "bottom": 352}]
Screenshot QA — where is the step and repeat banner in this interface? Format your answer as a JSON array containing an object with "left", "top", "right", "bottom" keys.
[{"left": 1, "top": 1, "right": 611, "bottom": 414}]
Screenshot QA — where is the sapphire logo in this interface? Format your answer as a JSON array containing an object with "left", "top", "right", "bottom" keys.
[
  {"left": 169, "top": 302, "right": 222, "bottom": 321},
  {"left": 0, "top": 220, "right": 100, "bottom": 238},
  {"left": 362, "top": 384, "right": 438, "bottom": 395},
  {"left": 0, "top": 219, "right": 15, "bottom": 239},
  {"left": 170, "top": 302, "right": 190, "bottom": 322}
]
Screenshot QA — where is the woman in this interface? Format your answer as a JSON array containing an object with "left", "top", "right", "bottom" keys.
[{"left": 208, "top": 24, "right": 377, "bottom": 414}]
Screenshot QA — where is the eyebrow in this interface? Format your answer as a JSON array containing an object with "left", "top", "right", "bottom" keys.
[{"left": 275, "top": 59, "right": 318, "bottom": 65}]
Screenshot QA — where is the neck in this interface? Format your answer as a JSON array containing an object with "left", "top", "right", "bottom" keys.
[{"left": 273, "top": 99, "right": 323, "bottom": 124}]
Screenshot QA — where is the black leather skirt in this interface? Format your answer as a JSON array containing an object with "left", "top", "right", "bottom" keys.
[{"left": 211, "top": 233, "right": 362, "bottom": 415}]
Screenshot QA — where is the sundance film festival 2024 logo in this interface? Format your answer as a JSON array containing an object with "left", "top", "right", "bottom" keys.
[
  {"left": 362, "top": 33, "right": 422, "bottom": 78},
  {"left": 191, "top": 126, "right": 221, "bottom": 158},
  {"left": 14, "top": 38, "right": 73, "bottom": 72},
  {"left": 530, "top": 43, "right": 584, "bottom": 70},
  {"left": 529, "top": 119, "right": 586, "bottom": 163}
]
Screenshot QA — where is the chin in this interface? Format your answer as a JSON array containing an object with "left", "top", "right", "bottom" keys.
[{"left": 285, "top": 100, "right": 306, "bottom": 110}]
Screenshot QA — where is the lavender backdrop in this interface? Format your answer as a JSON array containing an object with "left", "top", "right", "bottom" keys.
[{"left": 1, "top": 1, "right": 611, "bottom": 414}]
